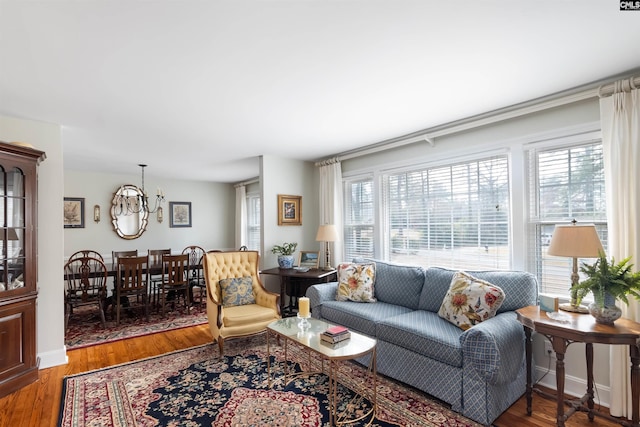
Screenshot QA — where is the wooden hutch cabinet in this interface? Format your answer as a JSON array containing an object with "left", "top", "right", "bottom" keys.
[{"left": 0, "top": 141, "right": 45, "bottom": 398}]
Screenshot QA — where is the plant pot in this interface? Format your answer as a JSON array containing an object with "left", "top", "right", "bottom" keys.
[
  {"left": 588, "top": 292, "right": 622, "bottom": 325},
  {"left": 277, "top": 255, "right": 295, "bottom": 269}
]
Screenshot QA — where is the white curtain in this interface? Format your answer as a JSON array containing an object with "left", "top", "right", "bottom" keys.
[
  {"left": 318, "top": 159, "right": 343, "bottom": 268},
  {"left": 600, "top": 77, "right": 640, "bottom": 419},
  {"left": 235, "top": 184, "right": 247, "bottom": 249}
]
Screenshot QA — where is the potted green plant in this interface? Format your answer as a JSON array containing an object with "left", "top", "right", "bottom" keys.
[
  {"left": 573, "top": 252, "right": 640, "bottom": 324},
  {"left": 271, "top": 242, "right": 298, "bottom": 269}
]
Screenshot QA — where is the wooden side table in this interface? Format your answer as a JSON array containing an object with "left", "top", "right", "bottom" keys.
[
  {"left": 261, "top": 267, "right": 337, "bottom": 317},
  {"left": 516, "top": 305, "right": 640, "bottom": 427}
]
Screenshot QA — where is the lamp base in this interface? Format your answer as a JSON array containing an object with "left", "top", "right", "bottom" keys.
[{"left": 558, "top": 302, "right": 589, "bottom": 314}]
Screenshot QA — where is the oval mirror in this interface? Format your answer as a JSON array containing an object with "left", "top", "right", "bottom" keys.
[{"left": 110, "top": 184, "right": 149, "bottom": 239}]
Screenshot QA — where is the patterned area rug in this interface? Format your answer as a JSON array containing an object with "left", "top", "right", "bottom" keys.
[
  {"left": 58, "top": 336, "right": 482, "bottom": 427},
  {"left": 65, "top": 303, "right": 208, "bottom": 350}
]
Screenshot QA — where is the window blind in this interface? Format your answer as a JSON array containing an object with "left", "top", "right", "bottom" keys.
[
  {"left": 528, "top": 141, "right": 607, "bottom": 297},
  {"left": 384, "top": 156, "right": 510, "bottom": 270},
  {"left": 246, "top": 193, "right": 261, "bottom": 251},
  {"left": 343, "top": 178, "right": 374, "bottom": 261}
]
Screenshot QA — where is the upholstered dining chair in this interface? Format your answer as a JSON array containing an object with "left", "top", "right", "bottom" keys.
[
  {"left": 157, "top": 253, "right": 190, "bottom": 316},
  {"left": 203, "top": 250, "right": 280, "bottom": 355},
  {"left": 114, "top": 255, "right": 149, "bottom": 325},
  {"left": 63, "top": 256, "right": 109, "bottom": 331}
]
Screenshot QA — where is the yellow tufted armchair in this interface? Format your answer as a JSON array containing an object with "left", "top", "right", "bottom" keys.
[{"left": 203, "top": 250, "right": 280, "bottom": 355}]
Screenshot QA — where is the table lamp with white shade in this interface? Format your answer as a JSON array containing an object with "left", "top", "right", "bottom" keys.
[
  {"left": 316, "top": 224, "right": 338, "bottom": 271},
  {"left": 547, "top": 220, "right": 604, "bottom": 313}
]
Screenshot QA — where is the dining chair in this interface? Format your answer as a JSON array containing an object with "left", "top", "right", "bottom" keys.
[
  {"left": 157, "top": 253, "right": 190, "bottom": 316},
  {"left": 63, "top": 256, "right": 109, "bottom": 331},
  {"left": 181, "top": 245, "right": 206, "bottom": 305},
  {"left": 114, "top": 255, "right": 149, "bottom": 325},
  {"left": 148, "top": 249, "right": 171, "bottom": 306},
  {"left": 111, "top": 250, "right": 138, "bottom": 275},
  {"left": 111, "top": 250, "right": 138, "bottom": 305},
  {"left": 68, "top": 250, "right": 104, "bottom": 262}
]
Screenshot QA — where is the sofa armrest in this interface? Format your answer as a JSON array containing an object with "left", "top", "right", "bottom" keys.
[
  {"left": 459, "top": 312, "right": 525, "bottom": 385},
  {"left": 306, "top": 282, "right": 338, "bottom": 318}
]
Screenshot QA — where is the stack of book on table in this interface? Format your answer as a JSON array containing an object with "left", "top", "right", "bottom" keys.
[{"left": 320, "top": 325, "right": 351, "bottom": 344}]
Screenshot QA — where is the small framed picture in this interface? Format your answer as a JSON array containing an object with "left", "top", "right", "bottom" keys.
[
  {"left": 277, "top": 194, "right": 302, "bottom": 226},
  {"left": 169, "top": 201, "right": 192, "bottom": 228},
  {"left": 298, "top": 251, "right": 319, "bottom": 269},
  {"left": 63, "top": 197, "right": 85, "bottom": 228}
]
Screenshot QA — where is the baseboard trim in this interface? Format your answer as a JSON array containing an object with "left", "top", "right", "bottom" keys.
[
  {"left": 535, "top": 365, "right": 610, "bottom": 409},
  {"left": 38, "top": 346, "right": 68, "bottom": 369}
]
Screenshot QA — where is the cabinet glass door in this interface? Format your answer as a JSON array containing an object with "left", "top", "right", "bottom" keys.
[{"left": 0, "top": 167, "right": 25, "bottom": 293}]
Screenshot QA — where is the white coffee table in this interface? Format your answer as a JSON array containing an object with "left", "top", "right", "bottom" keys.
[{"left": 267, "top": 317, "right": 377, "bottom": 426}]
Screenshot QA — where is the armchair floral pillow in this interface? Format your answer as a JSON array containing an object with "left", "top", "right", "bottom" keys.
[
  {"left": 336, "top": 262, "right": 377, "bottom": 302},
  {"left": 219, "top": 276, "right": 256, "bottom": 307},
  {"left": 438, "top": 271, "right": 505, "bottom": 330}
]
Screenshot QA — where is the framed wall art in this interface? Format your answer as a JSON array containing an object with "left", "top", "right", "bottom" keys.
[
  {"left": 63, "top": 197, "right": 85, "bottom": 228},
  {"left": 277, "top": 194, "right": 302, "bottom": 226},
  {"left": 169, "top": 201, "right": 192, "bottom": 228},
  {"left": 298, "top": 251, "right": 319, "bottom": 268}
]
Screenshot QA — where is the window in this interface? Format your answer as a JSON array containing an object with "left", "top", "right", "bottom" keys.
[
  {"left": 246, "top": 192, "right": 261, "bottom": 251},
  {"left": 343, "top": 177, "right": 374, "bottom": 261},
  {"left": 528, "top": 141, "right": 607, "bottom": 296},
  {"left": 384, "top": 156, "right": 510, "bottom": 269}
]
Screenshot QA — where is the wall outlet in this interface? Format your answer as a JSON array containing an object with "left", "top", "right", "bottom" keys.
[{"left": 544, "top": 340, "right": 554, "bottom": 355}]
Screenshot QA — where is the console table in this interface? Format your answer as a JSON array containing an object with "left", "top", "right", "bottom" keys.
[
  {"left": 261, "top": 267, "right": 336, "bottom": 317},
  {"left": 516, "top": 305, "right": 640, "bottom": 427}
]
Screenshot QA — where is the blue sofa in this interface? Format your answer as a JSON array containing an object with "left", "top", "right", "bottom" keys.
[{"left": 306, "top": 258, "right": 538, "bottom": 425}]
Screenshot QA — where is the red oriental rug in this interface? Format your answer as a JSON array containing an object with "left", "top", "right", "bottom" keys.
[
  {"left": 58, "top": 336, "right": 482, "bottom": 427},
  {"left": 65, "top": 303, "right": 208, "bottom": 350}
]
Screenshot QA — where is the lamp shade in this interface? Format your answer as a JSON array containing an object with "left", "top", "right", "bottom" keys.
[
  {"left": 547, "top": 223, "right": 604, "bottom": 258},
  {"left": 316, "top": 224, "right": 338, "bottom": 242}
]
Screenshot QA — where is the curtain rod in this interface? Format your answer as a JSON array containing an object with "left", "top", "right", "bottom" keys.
[
  {"left": 234, "top": 177, "right": 259, "bottom": 188},
  {"left": 598, "top": 76, "right": 639, "bottom": 97},
  {"left": 323, "top": 73, "right": 639, "bottom": 163},
  {"left": 314, "top": 157, "right": 340, "bottom": 167}
]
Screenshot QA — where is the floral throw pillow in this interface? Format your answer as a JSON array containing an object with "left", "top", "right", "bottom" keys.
[
  {"left": 219, "top": 276, "right": 256, "bottom": 307},
  {"left": 336, "top": 263, "right": 376, "bottom": 303},
  {"left": 437, "top": 271, "right": 505, "bottom": 330}
]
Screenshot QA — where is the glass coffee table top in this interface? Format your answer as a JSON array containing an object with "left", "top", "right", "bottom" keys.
[{"left": 267, "top": 317, "right": 376, "bottom": 360}]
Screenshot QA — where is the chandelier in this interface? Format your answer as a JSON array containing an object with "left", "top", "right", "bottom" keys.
[{"left": 114, "top": 164, "right": 165, "bottom": 215}]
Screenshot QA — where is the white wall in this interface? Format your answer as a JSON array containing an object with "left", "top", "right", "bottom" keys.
[
  {"left": 63, "top": 170, "right": 235, "bottom": 260},
  {"left": 341, "top": 97, "right": 612, "bottom": 404},
  {"left": 0, "top": 115, "right": 67, "bottom": 369},
  {"left": 259, "top": 155, "right": 319, "bottom": 293}
]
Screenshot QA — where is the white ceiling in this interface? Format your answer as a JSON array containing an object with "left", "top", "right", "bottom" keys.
[{"left": 1, "top": 1, "right": 639, "bottom": 182}]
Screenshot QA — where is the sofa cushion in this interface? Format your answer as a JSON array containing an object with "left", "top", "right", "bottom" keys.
[
  {"left": 320, "top": 300, "right": 412, "bottom": 336},
  {"left": 336, "top": 262, "right": 376, "bottom": 302},
  {"left": 353, "top": 258, "right": 425, "bottom": 309},
  {"left": 219, "top": 276, "right": 255, "bottom": 307},
  {"left": 438, "top": 271, "right": 505, "bottom": 330},
  {"left": 463, "top": 270, "right": 537, "bottom": 312},
  {"left": 377, "top": 310, "right": 464, "bottom": 367},
  {"left": 419, "top": 267, "right": 538, "bottom": 313}
]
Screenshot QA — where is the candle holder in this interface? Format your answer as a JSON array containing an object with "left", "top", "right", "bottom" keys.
[{"left": 297, "top": 312, "right": 311, "bottom": 330}]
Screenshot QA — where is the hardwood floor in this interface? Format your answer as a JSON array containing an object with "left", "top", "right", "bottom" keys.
[{"left": 0, "top": 324, "right": 623, "bottom": 427}]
